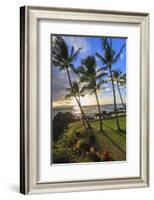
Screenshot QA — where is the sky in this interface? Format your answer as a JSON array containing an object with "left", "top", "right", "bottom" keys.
[{"left": 52, "top": 35, "right": 126, "bottom": 108}]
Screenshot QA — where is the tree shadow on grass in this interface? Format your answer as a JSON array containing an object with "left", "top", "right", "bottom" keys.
[
  {"left": 102, "top": 122, "right": 126, "bottom": 138},
  {"left": 102, "top": 130, "right": 126, "bottom": 156},
  {"left": 120, "top": 129, "right": 126, "bottom": 135}
]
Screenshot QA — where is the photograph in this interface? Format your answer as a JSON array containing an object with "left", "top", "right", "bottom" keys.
[{"left": 51, "top": 35, "right": 127, "bottom": 164}]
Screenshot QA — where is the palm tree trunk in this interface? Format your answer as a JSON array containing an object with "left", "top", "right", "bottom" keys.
[
  {"left": 78, "top": 95, "right": 87, "bottom": 129},
  {"left": 94, "top": 90, "right": 103, "bottom": 132},
  {"left": 74, "top": 96, "right": 92, "bottom": 129},
  {"left": 117, "top": 81, "right": 126, "bottom": 112},
  {"left": 66, "top": 67, "right": 91, "bottom": 129},
  {"left": 109, "top": 66, "right": 121, "bottom": 131}
]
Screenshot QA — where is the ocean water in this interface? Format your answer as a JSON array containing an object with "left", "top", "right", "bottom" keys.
[{"left": 52, "top": 104, "right": 125, "bottom": 118}]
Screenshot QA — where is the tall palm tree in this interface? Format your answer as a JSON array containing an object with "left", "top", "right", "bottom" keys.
[
  {"left": 65, "top": 81, "right": 87, "bottom": 128},
  {"left": 96, "top": 38, "right": 125, "bottom": 131},
  {"left": 78, "top": 55, "right": 106, "bottom": 132},
  {"left": 112, "top": 69, "right": 126, "bottom": 112},
  {"left": 52, "top": 36, "right": 91, "bottom": 129}
]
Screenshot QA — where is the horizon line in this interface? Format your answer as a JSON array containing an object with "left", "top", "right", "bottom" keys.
[{"left": 53, "top": 103, "right": 126, "bottom": 109}]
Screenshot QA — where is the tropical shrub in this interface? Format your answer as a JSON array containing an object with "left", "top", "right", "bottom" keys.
[
  {"left": 53, "top": 112, "right": 76, "bottom": 141},
  {"left": 53, "top": 146, "right": 75, "bottom": 163}
]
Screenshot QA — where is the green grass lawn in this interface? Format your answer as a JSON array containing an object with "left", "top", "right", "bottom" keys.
[{"left": 65, "top": 116, "right": 126, "bottom": 161}]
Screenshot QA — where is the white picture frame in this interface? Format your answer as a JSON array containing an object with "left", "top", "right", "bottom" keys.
[{"left": 20, "top": 6, "right": 149, "bottom": 194}]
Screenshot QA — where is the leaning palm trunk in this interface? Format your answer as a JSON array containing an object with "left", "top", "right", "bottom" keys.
[
  {"left": 78, "top": 96, "right": 87, "bottom": 129},
  {"left": 117, "top": 81, "right": 126, "bottom": 112},
  {"left": 109, "top": 66, "right": 121, "bottom": 131},
  {"left": 94, "top": 90, "right": 103, "bottom": 132},
  {"left": 66, "top": 67, "right": 92, "bottom": 129},
  {"left": 74, "top": 96, "right": 92, "bottom": 129},
  {"left": 77, "top": 74, "right": 88, "bottom": 129}
]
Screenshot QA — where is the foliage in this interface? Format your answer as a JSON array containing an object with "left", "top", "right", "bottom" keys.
[
  {"left": 65, "top": 81, "right": 85, "bottom": 99},
  {"left": 52, "top": 116, "right": 126, "bottom": 163},
  {"left": 53, "top": 123, "right": 102, "bottom": 163},
  {"left": 112, "top": 69, "right": 126, "bottom": 111},
  {"left": 52, "top": 36, "right": 81, "bottom": 71},
  {"left": 53, "top": 146, "right": 75, "bottom": 164},
  {"left": 53, "top": 112, "right": 76, "bottom": 141}
]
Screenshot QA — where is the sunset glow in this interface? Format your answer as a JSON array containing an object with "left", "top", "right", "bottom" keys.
[{"left": 53, "top": 94, "right": 126, "bottom": 108}]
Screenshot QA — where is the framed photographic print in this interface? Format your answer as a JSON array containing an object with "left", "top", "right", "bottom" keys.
[{"left": 20, "top": 6, "right": 149, "bottom": 194}]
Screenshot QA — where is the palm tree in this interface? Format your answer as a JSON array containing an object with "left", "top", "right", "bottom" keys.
[
  {"left": 119, "top": 73, "right": 126, "bottom": 88},
  {"left": 78, "top": 55, "right": 106, "bottom": 132},
  {"left": 96, "top": 38, "right": 125, "bottom": 131},
  {"left": 65, "top": 81, "right": 87, "bottom": 128},
  {"left": 119, "top": 73, "right": 126, "bottom": 102},
  {"left": 112, "top": 69, "right": 126, "bottom": 112},
  {"left": 52, "top": 36, "right": 91, "bottom": 129}
]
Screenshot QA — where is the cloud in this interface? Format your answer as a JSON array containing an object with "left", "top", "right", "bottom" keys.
[
  {"left": 100, "top": 83, "right": 112, "bottom": 93},
  {"left": 63, "top": 36, "right": 91, "bottom": 58},
  {"left": 52, "top": 66, "right": 78, "bottom": 102},
  {"left": 53, "top": 99, "right": 73, "bottom": 108},
  {"left": 52, "top": 67, "right": 69, "bottom": 101},
  {"left": 104, "top": 87, "right": 112, "bottom": 92}
]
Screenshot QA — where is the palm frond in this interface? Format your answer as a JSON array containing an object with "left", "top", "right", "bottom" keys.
[
  {"left": 65, "top": 94, "right": 73, "bottom": 99},
  {"left": 52, "top": 36, "right": 69, "bottom": 68},
  {"left": 99, "top": 79, "right": 108, "bottom": 85},
  {"left": 113, "top": 43, "right": 126, "bottom": 64},
  {"left": 109, "top": 37, "right": 112, "bottom": 51},
  {"left": 65, "top": 87, "right": 72, "bottom": 92},
  {"left": 89, "top": 89, "right": 95, "bottom": 95},
  {"left": 95, "top": 53, "right": 107, "bottom": 64},
  {"left": 96, "top": 71, "right": 108, "bottom": 80},
  {"left": 97, "top": 65, "right": 109, "bottom": 72},
  {"left": 101, "top": 37, "right": 110, "bottom": 52},
  {"left": 69, "top": 64, "right": 79, "bottom": 75},
  {"left": 52, "top": 36, "right": 80, "bottom": 73},
  {"left": 70, "top": 46, "right": 74, "bottom": 58},
  {"left": 72, "top": 81, "right": 79, "bottom": 92},
  {"left": 71, "top": 48, "right": 82, "bottom": 62},
  {"left": 119, "top": 73, "right": 126, "bottom": 85},
  {"left": 79, "top": 85, "right": 87, "bottom": 94}
]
